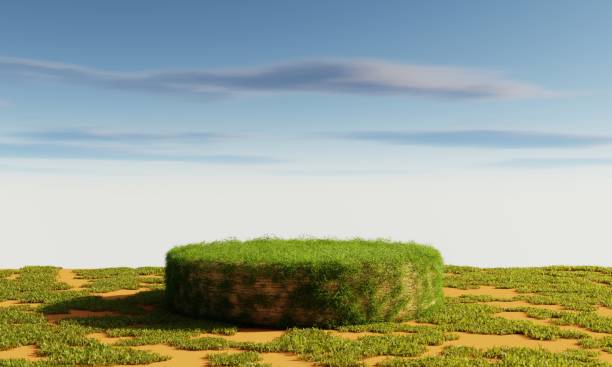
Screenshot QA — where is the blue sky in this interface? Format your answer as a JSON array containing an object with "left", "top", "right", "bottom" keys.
[{"left": 1, "top": 1, "right": 611, "bottom": 266}]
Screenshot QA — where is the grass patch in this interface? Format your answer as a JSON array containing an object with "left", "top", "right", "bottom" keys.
[
  {"left": 166, "top": 237, "right": 443, "bottom": 327},
  {"left": 209, "top": 351, "right": 269, "bottom": 367},
  {"left": 444, "top": 265, "right": 612, "bottom": 311},
  {"left": 0, "top": 266, "right": 72, "bottom": 304}
]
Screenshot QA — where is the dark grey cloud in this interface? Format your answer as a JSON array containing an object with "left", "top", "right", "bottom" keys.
[
  {"left": 333, "top": 130, "right": 611, "bottom": 149},
  {"left": 0, "top": 57, "right": 560, "bottom": 100}
]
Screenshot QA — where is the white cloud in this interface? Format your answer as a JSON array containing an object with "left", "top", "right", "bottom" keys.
[{"left": 0, "top": 57, "right": 563, "bottom": 100}]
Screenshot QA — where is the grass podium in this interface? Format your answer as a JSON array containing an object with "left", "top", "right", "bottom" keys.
[{"left": 165, "top": 238, "right": 443, "bottom": 328}]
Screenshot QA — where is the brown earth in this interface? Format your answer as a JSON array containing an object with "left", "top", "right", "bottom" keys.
[
  {"left": 443, "top": 286, "right": 524, "bottom": 298},
  {"left": 444, "top": 285, "right": 568, "bottom": 311},
  {"left": 260, "top": 352, "right": 316, "bottom": 367},
  {"left": 424, "top": 332, "right": 611, "bottom": 363},
  {"left": 362, "top": 331, "right": 612, "bottom": 365},
  {"left": 198, "top": 328, "right": 286, "bottom": 343},
  {"left": 114, "top": 345, "right": 235, "bottom": 367},
  {"left": 333, "top": 325, "right": 610, "bottom": 364},
  {"left": 477, "top": 300, "right": 565, "bottom": 311},
  {"left": 363, "top": 355, "right": 391, "bottom": 366},
  {"left": 495, "top": 311, "right": 610, "bottom": 338},
  {"left": 0, "top": 300, "right": 41, "bottom": 308},
  {"left": 0, "top": 300, "right": 21, "bottom": 308},
  {"left": 45, "top": 309, "right": 122, "bottom": 323},
  {"left": 93, "top": 288, "right": 151, "bottom": 299},
  {"left": 330, "top": 331, "right": 407, "bottom": 340},
  {"left": 403, "top": 320, "right": 437, "bottom": 327},
  {"left": 56, "top": 269, "right": 150, "bottom": 298},
  {"left": 597, "top": 306, "right": 612, "bottom": 318},
  {"left": 0, "top": 345, "right": 43, "bottom": 361},
  {"left": 87, "top": 332, "right": 134, "bottom": 345},
  {"left": 432, "top": 332, "right": 580, "bottom": 353},
  {"left": 57, "top": 268, "right": 90, "bottom": 289},
  {"left": 112, "top": 344, "right": 315, "bottom": 367}
]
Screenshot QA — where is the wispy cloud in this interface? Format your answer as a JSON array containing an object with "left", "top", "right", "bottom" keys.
[
  {"left": 0, "top": 57, "right": 561, "bottom": 100},
  {"left": 12, "top": 129, "right": 229, "bottom": 144},
  {"left": 0, "top": 143, "right": 280, "bottom": 164},
  {"left": 0, "top": 129, "right": 280, "bottom": 164},
  {"left": 0, "top": 98, "right": 7, "bottom": 108},
  {"left": 495, "top": 158, "right": 612, "bottom": 168},
  {"left": 333, "top": 130, "right": 611, "bottom": 149}
]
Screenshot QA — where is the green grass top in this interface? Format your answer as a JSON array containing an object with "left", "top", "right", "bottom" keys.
[{"left": 166, "top": 238, "right": 441, "bottom": 267}]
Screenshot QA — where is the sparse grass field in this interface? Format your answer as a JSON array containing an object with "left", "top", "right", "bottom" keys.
[{"left": 0, "top": 264, "right": 610, "bottom": 366}]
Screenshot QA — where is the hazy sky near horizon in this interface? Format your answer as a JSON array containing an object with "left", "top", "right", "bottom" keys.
[{"left": 1, "top": 1, "right": 611, "bottom": 267}]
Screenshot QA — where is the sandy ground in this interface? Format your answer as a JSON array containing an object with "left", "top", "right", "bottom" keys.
[
  {"left": 87, "top": 332, "right": 134, "bottom": 345},
  {"left": 331, "top": 328, "right": 610, "bottom": 359},
  {"left": 0, "top": 300, "right": 41, "bottom": 308},
  {"left": 444, "top": 332, "right": 579, "bottom": 352},
  {"left": 429, "top": 332, "right": 610, "bottom": 363},
  {"left": 495, "top": 311, "right": 610, "bottom": 338},
  {"left": 87, "top": 329, "right": 314, "bottom": 367},
  {"left": 443, "top": 286, "right": 525, "bottom": 298},
  {"left": 0, "top": 345, "right": 43, "bottom": 361},
  {"left": 45, "top": 309, "right": 122, "bottom": 323},
  {"left": 197, "top": 328, "right": 286, "bottom": 343},
  {"left": 57, "top": 268, "right": 151, "bottom": 299},
  {"left": 443, "top": 285, "right": 568, "bottom": 312},
  {"left": 2, "top": 270, "right": 610, "bottom": 366},
  {"left": 477, "top": 300, "right": 566, "bottom": 311},
  {"left": 363, "top": 333, "right": 612, "bottom": 364},
  {"left": 259, "top": 352, "right": 316, "bottom": 367},
  {"left": 0, "top": 300, "right": 21, "bottom": 308},
  {"left": 444, "top": 285, "right": 612, "bottom": 316},
  {"left": 57, "top": 268, "right": 90, "bottom": 289},
  {"left": 362, "top": 355, "right": 392, "bottom": 366},
  {"left": 93, "top": 288, "right": 153, "bottom": 299},
  {"left": 597, "top": 306, "right": 612, "bottom": 318},
  {"left": 114, "top": 345, "right": 239, "bottom": 367},
  {"left": 111, "top": 345, "right": 315, "bottom": 367}
]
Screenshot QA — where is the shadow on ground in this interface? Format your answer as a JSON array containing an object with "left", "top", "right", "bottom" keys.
[{"left": 40, "top": 289, "right": 239, "bottom": 333}]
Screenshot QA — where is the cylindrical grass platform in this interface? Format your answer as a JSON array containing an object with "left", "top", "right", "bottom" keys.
[{"left": 165, "top": 238, "right": 443, "bottom": 328}]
